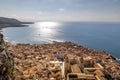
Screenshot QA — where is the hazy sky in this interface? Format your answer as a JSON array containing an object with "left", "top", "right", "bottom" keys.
[{"left": 0, "top": 0, "right": 120, "bottom": 22}]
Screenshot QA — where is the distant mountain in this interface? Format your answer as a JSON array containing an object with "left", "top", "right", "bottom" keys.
[
  {"left": 0, "top": 17, "right": 33, "bottom": 28},
  {"left": 0, "top": 17, "right": 21, "bottom": 24}
]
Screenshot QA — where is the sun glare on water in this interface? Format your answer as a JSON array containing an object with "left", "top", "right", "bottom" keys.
[
  {"left": 32, "top": 21, "right": 61, "bottom": 42},
  {"left": 35, "top": 21, "right": 60, "bottom": 27}
]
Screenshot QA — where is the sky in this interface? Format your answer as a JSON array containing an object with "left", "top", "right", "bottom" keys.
[{"left": 0, "top": 0, "right": 120, "bottom": 22}]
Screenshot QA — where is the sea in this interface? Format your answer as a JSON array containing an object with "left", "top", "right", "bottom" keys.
[{"left": 2, "top": 21, "right": 120, "bottom": 61}]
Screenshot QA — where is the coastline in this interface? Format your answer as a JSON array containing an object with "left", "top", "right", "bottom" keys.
[
  {"left": 6, "top": 41, "right": 120, "bottom": 79},
  {"left": 4, "top": 37, "right": 120, "bottom": 63}
]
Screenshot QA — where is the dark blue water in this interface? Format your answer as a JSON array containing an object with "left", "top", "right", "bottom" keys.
[{"left": 2, "top": 22, "right": 120, "bottom": 59}]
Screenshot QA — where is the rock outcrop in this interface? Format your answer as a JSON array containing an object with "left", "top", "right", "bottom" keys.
[{"left": 0, "top": 33, "right": 14, "bottom": 80}]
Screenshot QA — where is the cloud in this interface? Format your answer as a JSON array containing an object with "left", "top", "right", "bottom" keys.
[
  {"left": 58, "top": 8, "right": 65, "bottom": 12},
  {"left": 37, "top": 11, "right": 43, "bottom": 15}
]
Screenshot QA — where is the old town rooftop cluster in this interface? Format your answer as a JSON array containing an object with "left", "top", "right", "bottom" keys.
[{"left": 7, "top": 42, "right": 120, "bottom": 80}]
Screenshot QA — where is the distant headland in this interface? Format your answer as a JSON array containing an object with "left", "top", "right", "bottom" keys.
[{"left": 0, "top": 17, "right": 33, "bottom": 28}]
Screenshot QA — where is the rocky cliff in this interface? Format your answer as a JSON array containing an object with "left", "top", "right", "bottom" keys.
[{"left": 0, "top": 33, "right": 14, "bottom": 80}]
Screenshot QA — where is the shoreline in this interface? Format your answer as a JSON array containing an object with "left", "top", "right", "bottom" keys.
[
  {"left": 6, "top": 41, "right": 120, "bottom": 79},
  {"left": 6, "top": 40, "right": 120, "bottom": 62}
]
